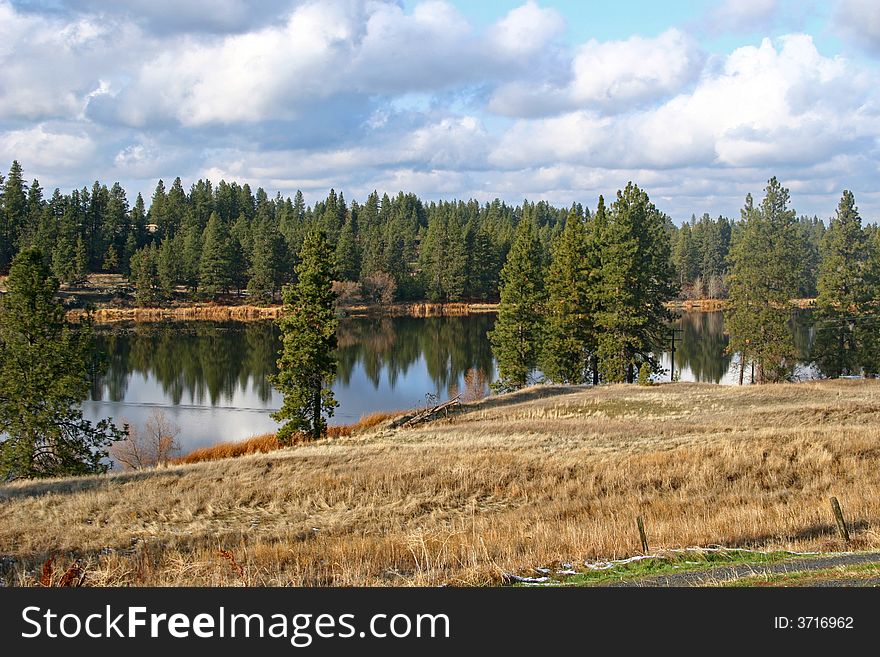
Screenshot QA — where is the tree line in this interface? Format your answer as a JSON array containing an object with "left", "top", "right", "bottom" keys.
[
  {"left": 1, "top": 161, "right": 870, "bottom": 311},
  {"left": 0, "top": 160, "right": 567, "bottom": 305}
]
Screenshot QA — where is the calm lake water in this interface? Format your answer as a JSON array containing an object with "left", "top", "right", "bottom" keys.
[{"left": 83, "top": 311, "right": 815, "bottom": 454}]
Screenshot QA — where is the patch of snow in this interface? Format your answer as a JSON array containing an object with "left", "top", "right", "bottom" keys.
[
  {"left": 504, "top": 573, "right": 551, "bottom": 583},
  {"left": 584, "top": 554, "right": 660, "bottom": 570}
]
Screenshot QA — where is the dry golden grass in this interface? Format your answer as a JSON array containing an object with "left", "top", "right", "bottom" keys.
[
  {"left": 173, "top": 412, "right": 404, "bottom": 465},
  {"left": 2, "top": 379, "right": 880, "bottom": 587},
  {"left": 67, "top": 305, "right": 283, "bottom": 323},
  {"left": 175, "top": 434, "right": 283, "bottom": 464},
  {"left": 668, "top": 298, "right": 816, "bottom": 312}
]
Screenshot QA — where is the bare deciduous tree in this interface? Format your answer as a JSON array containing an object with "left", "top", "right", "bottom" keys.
[
  {"left": 110, "top": 410, "right": 181, "bottom": 470},
  {"left": 362, "top": 271, "right": 397, "bottom": 305}
]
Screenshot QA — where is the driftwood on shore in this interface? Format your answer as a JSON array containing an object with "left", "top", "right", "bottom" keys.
[{"left": 394, "top": 395, "right": 461, "bottom": 429}]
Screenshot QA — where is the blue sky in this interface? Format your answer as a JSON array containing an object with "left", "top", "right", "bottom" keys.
[{"left": 1, "top": 0, "right": 879, "bottom": 221}]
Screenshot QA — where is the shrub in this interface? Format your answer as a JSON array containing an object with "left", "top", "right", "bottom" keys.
[
  {"left": 361, "top": 271, "right": 397, "bottom": 305},
  {"left": 332, "top": 280, "right": 361, "bottom": 305},
  {"left": 110, "top": 409, "right": 181, "bottom": 470}
]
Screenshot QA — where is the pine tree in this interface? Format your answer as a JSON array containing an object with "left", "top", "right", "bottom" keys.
[
  {"left": 52, "top": 203, "right": 78, "bottom": 284},
  {"left": 420, "top": 207, "right": 467, "bottom": 302},
  {"left": 130, "top": 244, "right": 158, "bottom": 306},
  {"left": 148, "top": 179, "right": 168, "bottom": 240},
  {"left": 199, "top": 212, "right": 234, "bottom": 298},
  {"left": 130, "top": 193, "right": 148, "bottom": 247},
  {"left": 180, "top": 223, "right": 203, "bottom": 292},
  {"left": 74, "top": 234, "right": 89, "bottom": 283},
  {"left": 1, "top": 161, "right": 28, "bottom": 273},
  {"left": 465, "top": 221, "right": 497, "bottom": 300},
  {"left": 488, "top": 219, "right": 545, "bottom": 389},
  {"left": 358, "top": 191, "right": 384, "bottom": 280},
  {"left": 725, "top": 178, "right": 801, "bottom": 383},
  {"left": 594, "top": 183, "right": 676, "bottom": 383},
  {"left": 157, "top": 236, "right": 180, "bottom": 300},
  {"left": 31, "top": 201, "right": 58, "bottom": 259},
  {"left": 540, "top": 208, "right": 593, "bottom": 383},
  {"left": 335, "top": 215, "right": 361, "bottom": 281},
  {"left": 85, "top": 181, "right": 109, "bottom": 271},
  {"left": 812, "top": 190, "right": 874, "bottom": 377},
  {"left": 102, "top": 182, "right": 129, "bottom": 271},
  {"left": 165, "top": 177, "right": 187, "bottom": 238},
  {"left": 22, "top": 178, "right": 44, "bottom": 247},
  {"left": 102, "top": 244, "right": 119, "bottom": 272},
  {"left": 247, "top": 215, "right": 286, "bottom": 304},
  {"left": 672, "top": 222, "right": 699, "bottom": 292},
  {"left": 797, "top": 215, "right": 825, "bottom": 298},
  {"left": 0, "top": 248, "right": 125, "bottom": 479},
  {"left": 230, "top": 213, "right": 252, "bottom": 292},
  {"left": 271, "top": 229, "right": 338, "bottom": 443},
  {"left": 122, "top": 232, "right": 138, "bottom": 276}
]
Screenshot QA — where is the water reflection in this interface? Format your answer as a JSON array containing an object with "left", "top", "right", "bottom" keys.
[
  {"left": 87, "top": 316, "right": 497, "bottom": 452},
  {"left": 663, "top": 310, "right": 814, "bottom": 384},
  {"left": 671, "top": 311, "right": 732, "bottom": 382}
]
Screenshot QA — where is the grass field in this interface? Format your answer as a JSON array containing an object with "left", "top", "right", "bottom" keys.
[{"left": 2, "top": 379, "right": 880, "bottom": 587}]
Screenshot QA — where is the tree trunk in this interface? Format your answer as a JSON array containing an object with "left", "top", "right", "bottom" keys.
[{"left": 312, "top": 388, "right": 321, "bottom": 441}]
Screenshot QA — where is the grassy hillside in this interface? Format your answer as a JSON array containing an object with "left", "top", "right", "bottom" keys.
[{"left": 2, "top": 380, "right": 880, "bottom": 586}]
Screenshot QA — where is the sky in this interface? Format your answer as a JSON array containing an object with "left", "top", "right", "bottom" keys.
[{"left": 1, "top": 0, "right": 879, "bottom": 222}]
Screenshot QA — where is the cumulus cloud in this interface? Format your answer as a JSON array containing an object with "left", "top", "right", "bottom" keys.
[
  {"left": 489, "top": 1, "right": 565, "bottom": 57},
  {"left": 0, "top": 123, "right": 95, "bottom": 172},
  {"left": 488, "top": 29, "right": 704, "bottom": 117},
  {"left": 491, "top": 35, "right": 878, "bottom": 173},
  {"left": 0, "top": 1, "right": 147, "bottom": 122},
  {"left": 91, "top": 0, "right": 568, "bottom": 128}
]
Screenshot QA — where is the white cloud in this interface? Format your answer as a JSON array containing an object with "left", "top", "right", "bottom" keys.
[
  {"left": 0, "top": 1, "right": 149, "bottom": 122},
  {"left": 488, "top": 29, "right": 703, "bottom": 117},
  {"left": 92, "top": 0, "right": 570, "bottom": 127},
  {"left": 22, "top": 0, "right": 298, "bottom": 34},
  {"left": 835, "top": 0, "right": 880, "bottom": 54},
  {"left": 489, "top": 1, "right": 565, "bottom": 57},
  {"left": 491, "top": 35, "right": 878, "bottom": 172},
  {"left": 0, "top": 124, "right": 95, "bottom": 171}
]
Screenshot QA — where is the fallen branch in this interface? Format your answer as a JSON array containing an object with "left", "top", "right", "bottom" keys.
[{"left": 399, "top": 396, "right": 461, "bottom": 428}]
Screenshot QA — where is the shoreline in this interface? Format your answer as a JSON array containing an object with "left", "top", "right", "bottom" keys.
[
  {"left": 66, "top": 297, "right": 816, "bottom": 323},
  {"left": 66, "top": 301, "right": 501, "bottom": 323}
]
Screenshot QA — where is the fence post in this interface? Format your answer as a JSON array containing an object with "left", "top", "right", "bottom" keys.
[
  {"left": 830, "top": 497, "right": 850, "bottom": 543},
  {"left": 637, "top": 516, "right": 649, "bottom": 554}
]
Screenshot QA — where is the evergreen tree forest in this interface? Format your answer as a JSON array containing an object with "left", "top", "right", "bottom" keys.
[{"left": 0, "top": 160, "right": 851, "bottom": 310}]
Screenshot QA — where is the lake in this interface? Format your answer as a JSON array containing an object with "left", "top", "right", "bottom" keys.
[{"left": 84, "top": 311, "right": 815, "bottom": 454}]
